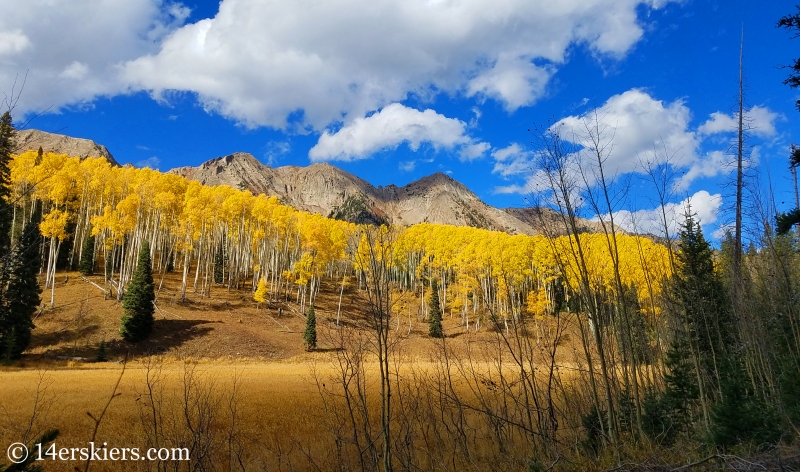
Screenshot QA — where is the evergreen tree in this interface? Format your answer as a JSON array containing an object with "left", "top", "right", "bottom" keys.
[
  {"left": 79, "top": 234, "right": 95, "bottom": 275},
  {"left": 303, "top": 305, "right": 317, "bottom": 351},
  {"left": 662, "top": 336, "right": 699, "bottom": 428},
  {"left": 120, "top": 241, "right": 155, "bottom": 343},
  {"left": 96, "top": 339, "right": 108, "bottom": 362},
  {"left": 0, "top": 111, "right": 15, "bottom": 256},
  {"left": 674, "top": 211, "right": 734, "bottom": 389},
  {"left": 213, "top": 245, "right": 226, "bottom": 284},
  {"left": 642, "top": 336, "right": 700, "bottom": 445},
  {"left": 710, "top": 359, "right": 781, "bottom": 448},
  {"left": 428, "top": 279, "right": 443, "bottom": 338},
  {"left": 0, "top": 207, "right": 42, "bottom": 359}
]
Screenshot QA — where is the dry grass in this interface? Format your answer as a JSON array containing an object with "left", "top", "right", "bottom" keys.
[
  {"left": 1, "top": 359, "right": 339, "bottom": 471},
  {"left": 0, "top": 272, "right": 634, "bottom": 470}
]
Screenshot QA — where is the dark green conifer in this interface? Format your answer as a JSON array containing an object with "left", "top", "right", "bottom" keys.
[
  {"left": 1, "top": 207, "right": 42, "bottom": 359},
  {"left": 96, "top": 339, "right": 108, "bottom": 362},
  {"left": 662, "top": 336, "right": 699, "bottom": 429},
  {"left": 674, "top": 210, "right": 734, "bottom": 387},
  {"left": 0, "top": 111, "right": 15, "bottom": 256},
  {"left": 711, "top": 359, "right": 781, "bottom": 448},
  {"left": 428, "top": 279, "right": 443, "bottom": 338},
  {"left": 79, "top": 234, "right": 95, "bottom": 275},
  {"left": 303, "top": 305, "right": 317, "bottom": 351},
  {"left": 213, "top": 246, "right": 224, "bottom": 283},
  {"left": 120, "top": 241, "right": 155, "bottom": 343}
]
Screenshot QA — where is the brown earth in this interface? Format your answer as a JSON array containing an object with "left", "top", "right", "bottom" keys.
[{"left": 26, "top": 271, "right": 541, "bottom": 364}]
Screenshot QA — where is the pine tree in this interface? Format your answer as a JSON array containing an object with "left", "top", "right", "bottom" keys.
[
  {"left": 674, "top": 211, "right": 733, "bottom": 388},
  {"left": 428, "top": 279, "right": 443, "bottom": 338},
  {"left": 0, "top": 111, "right": 15, "bottom": 256},
  {"left": 213, "top": 246, "right": 224, "bottom": 284},
  {"left": 663, "top": 337, "right": 699, "bottom": 422},
  {"left": 303, "top": 304, "right": 317, "bottom": 351},
  {"left": 79, "top": 234, "right": 95, "bottom": 275},
  {"left": 0, "top": 206, "right": 42, "bottom": 359},
  {"left": 96, "top": 339, "right": 108, "bottom": 362},
  {"left": 120, "top": 241, "right": 155, "bottom": 343},
  {"left": 710, "top": 359, "right": 781, "bottom": 448}
]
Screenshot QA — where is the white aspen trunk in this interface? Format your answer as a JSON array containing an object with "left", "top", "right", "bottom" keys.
[
  {"left": 49, "top": 239, "right": 62, "bottom": 308},
  {"left": 336, "top": 277, "right": 345, "bottom": 326},
  {"left": 180, "top": 250, "right": 191, "bottom": 301}
]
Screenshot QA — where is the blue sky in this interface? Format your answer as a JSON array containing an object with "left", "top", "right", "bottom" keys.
[{"left": 0, "top": 0, "right": 797, "bottom": 240}]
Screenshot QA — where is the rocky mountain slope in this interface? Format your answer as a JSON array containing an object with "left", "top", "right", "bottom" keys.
[
  {"left": 170, "top": 152, "right": 599, "bottom": 235},
  {"left": 15, "top": 129, "right": 118, "bottom": 165}
]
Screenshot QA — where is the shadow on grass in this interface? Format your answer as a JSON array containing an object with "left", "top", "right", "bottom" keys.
[{"left": 35, "top": 319, "right": 218, "bottom": 360}]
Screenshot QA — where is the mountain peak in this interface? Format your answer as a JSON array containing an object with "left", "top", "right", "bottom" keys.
[{"left": 15, "top": 129, "right": 118, "bottom": 165}]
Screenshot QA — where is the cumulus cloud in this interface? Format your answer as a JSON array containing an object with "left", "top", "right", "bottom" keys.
[
  {"left": 698, "top": 105, "right": 780, "bottom": 138},
  {"left": 467, "top": 57, "right": 555, "bottom": 111},
  {"left": 119, "top": 0, "right": 669, "bottom": 129},
  {"left": 491, "top": 89, "right": 701, "bottom": 194},
  {"left": 459, "top": 142, "right": 491, "bottom": 162},
  {"left": 492, "top": 143, "right": 533, "bottom": 177},
  {"left": 493, "top": 90, "right": 783, "bottom": 195},
  {"left": 308, "top": 103, "right": 482, "bottom": 162},
  {"left": 610, "top": 190, "right": 723, "bottom": 236},
  {"left": 673, "top": 150, "right": 730, "bottom": 192},
  {"left": 556, "top": 89, "right": 700, "bottom": 175},
  {"left": 0, "top": 1, "right": 189, "bottom": 114}
]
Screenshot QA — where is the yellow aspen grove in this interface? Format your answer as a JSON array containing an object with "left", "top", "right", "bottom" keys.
[{"left": 10, "top": 150, "right": 673, "bottom": 351}]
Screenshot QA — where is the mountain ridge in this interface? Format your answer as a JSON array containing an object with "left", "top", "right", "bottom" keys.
[
  {"left": 169, "top": 151, "right": 583, "bottom": 235},
  {"left": 14, "top": 129, "right": 599, "bottom": 236}
]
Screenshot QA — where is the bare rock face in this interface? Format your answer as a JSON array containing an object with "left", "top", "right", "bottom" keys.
[
  {"left": 169, "top": 153, "right": 549, "bottom": 234},
  {"left": 15, "top": 129, "right": 118, "bottom": 165},
  {"left": 170, "top": 152, "right": 275, "bottom": 192}
]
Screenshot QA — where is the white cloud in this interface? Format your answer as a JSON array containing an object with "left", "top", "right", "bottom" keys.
[
  {"left": 493, "top": 183, "right": 528, "bottom": 195},
  {"left": 467, "top": 56, "right": 555, "bottom": 111},
  {"left": 492, "top": 143, "right": 533, "bottom": 177},
  {"left": 0, "top": 30, "right": 31, "bottom": 56},
  {"left": 0, "top": 1, "right": 189, "bottom": 114},
  {"left": 673, "top": 150, "right": 730, "bottom": 192},
  {"left": 748, "top": 107, "right": 780, "bottom": 137},
  {"left": 492, "top": 89, "right": 778, "bottom": 197},
  {"left": 459, "top": 142, "right": 490, "bottom": 161},
  {"left": 611, "top": 190, "right": 723, "bottom": 236},
  {"left": 698, "top": 111, "right": 736, "bottom": 136},
  {"left": 308, "top": 103, "right": 481, "bottom": 162},
  {"left": 492, "top": 89, "right": 702, "bottom": 194},
  {"left": 698, "top": 105, "right": 780, "bottom": 138},
  {"left": 119, "top": 0, "right": 670, "bottom": 129},
  {"left": 60, "top": 61, "right": 89, "bottom": 80},
  {"left": 556, "top": 89, "right": 700, "bottom": 177}
]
